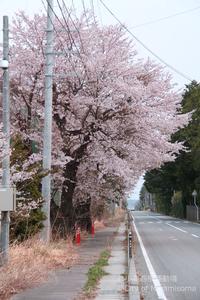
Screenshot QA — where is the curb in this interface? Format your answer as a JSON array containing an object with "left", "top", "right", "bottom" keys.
[
  {"left": 94, "top": 222, "right": 127, "bottom": 300},
  {"left": 128, "top": 258, "right": 140, "bottom": 300}
]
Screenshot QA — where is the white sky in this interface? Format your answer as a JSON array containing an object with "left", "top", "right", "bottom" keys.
[
  {"left": 1, "top": 0, "right": 200, "bottom": 200},
  {"left": 1, "top": 0, "right": 200, "bottom": 87},
  {"left": 128, "top": 176, "right": 144, "bottom": 208}
]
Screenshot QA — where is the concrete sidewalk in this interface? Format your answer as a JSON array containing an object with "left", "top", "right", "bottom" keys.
[
  {"left": 12, "top": 226, "right": 117, "bottom": 300},
  {"left": 95, "top": 223, "right": 128, "bottom": 300}
]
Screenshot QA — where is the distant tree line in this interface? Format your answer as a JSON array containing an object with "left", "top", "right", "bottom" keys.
[{"left": 144, "top": 81, "right": 200, "bottom": 218}]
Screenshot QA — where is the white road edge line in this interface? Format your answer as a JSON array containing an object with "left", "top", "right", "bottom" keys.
[
  {"left": 132, "top": 217, "right": 167, "bottom": 300},
  {"left": 166, "top": 223, "right": 187, "bottom": 233},
  {"left": 192, "top": 234, "right": 200, "bottom": 238}
]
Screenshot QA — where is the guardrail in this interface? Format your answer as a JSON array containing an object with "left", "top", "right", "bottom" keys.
[
  {"left": 127, "top": 211, "right": 133, "bottom": 262},
  {"left": 127, "top": 210, "right": 140, "bottom": 300}
]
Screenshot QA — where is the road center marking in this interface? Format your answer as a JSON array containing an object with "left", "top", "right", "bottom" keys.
[
  {"left": 192, "top": 234, "right": 200, "bottom": 238},
  {"left": 166, "top": 223, "right": 187, "bottom": 233},
  {"left": 132, "top": 218, "right": 167, "bottom": 300}
]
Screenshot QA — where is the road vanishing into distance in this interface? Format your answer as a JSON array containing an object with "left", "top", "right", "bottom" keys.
[{"left": 131, "top": 211, "right": 200, "bottom": 300}]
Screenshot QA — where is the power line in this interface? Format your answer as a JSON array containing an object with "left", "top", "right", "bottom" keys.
[
  {"left": 90, "top": 0, "right": 95, "bottom": 15},
  {"left": 81, "top": 0, "right": 94, "bottom": 28},
  {"left": 131, "top": 5, "right": 200, "bottom": 29},
  {"left": 43, "top": 0, "right": 87, "bottom": 80},
  {"left": 90, "top": 0, "right": 98, "bottom": 24},
  {"left": 48, "top": 0, "right": 86, "bottom": 67},
  {"left": 56, "top": 0, "right": 80, "bottom": 47},
  {"left": 99, "top": 0, "right": 193, "bottom": 82},
  {"left": 81, "top": 0, "right": 87, "bottom": 16},
  {"left": 58, "top": 0, "right": 102, "bottom": 82},
  {"left": 56, "top": 0, "right": 91, "bottom": 80},
  {"left": 97, "top": 0, "right": 103, "bottom": 26},
  {"left": 43, "top": 0, "right": 101, "bottom": 85},
  {"left": 41, "top": 0, "right": 83, "bottom": 82},
  {"left": 59, "top": 0, "right": 85, "bottom": 53}
]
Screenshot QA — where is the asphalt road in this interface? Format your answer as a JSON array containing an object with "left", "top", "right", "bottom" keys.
[{"left": 131, "top": 211, "right": 200, "bottom": 300}]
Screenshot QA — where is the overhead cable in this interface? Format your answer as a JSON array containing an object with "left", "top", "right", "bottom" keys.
[{"left": 99, "top": 0, "right": 192, "bottom": 82}]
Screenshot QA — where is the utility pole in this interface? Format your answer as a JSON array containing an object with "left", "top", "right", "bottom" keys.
[
  {"left": 1, "top": 16, "right": 10, "bottom": 264},
  {"left": 41, "top": 0, "right": 54, "bottom": 242}
]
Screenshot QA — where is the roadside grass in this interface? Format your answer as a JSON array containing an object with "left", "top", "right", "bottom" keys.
[
  {"left": 84, "top": 249, "right": 110, "bottom": 295},
  {"left": 103, "top": 208, "right": 125, "bottom": 227},
  {"left": 0, "top": 237, "right": 78, "bottom": 300}
]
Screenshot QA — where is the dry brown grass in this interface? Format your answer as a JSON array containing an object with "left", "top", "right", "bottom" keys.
[
  {"left": 94, "top": 220, "right": 105, "bottom": 231},
  {"left": 114, "top": 208, "right": 126, "bottom": 221},
  {"left": 103, "top": 208, "right": 125, "bottom": 227},
  {"left": 92, "top": 208, "right": 125, "bottom": 231},
  {"left": 0, "top": 238, "right": 78, "bottom": 300}
]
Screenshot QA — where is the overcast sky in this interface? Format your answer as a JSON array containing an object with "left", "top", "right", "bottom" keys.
[
  {"left": 1, "top": 0, "right": 200, "bottom": 88},
  {"left": 127, "top": 176, "right": 144, "bottom": 208},
  {"left": 1, "top": 0, "right": 200, "bottom": 201}
]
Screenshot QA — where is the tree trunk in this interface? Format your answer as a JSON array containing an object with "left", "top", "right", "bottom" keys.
[
  {"left": 50, "top": 137, "right": 91, "bottom": 237},
  {"left": 51, "top": 159, "right": 79, "bottom": 237},
  {"left": 75, "top": 198, "right": 92, "bottom": 232}
]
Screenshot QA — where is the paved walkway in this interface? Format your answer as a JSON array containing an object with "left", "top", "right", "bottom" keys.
[
  {"left": 95, "top": 223, "right": 128, "bottom": 300},
  {"left": 12, "top": 226, "right": 116, "bottom": 300}
]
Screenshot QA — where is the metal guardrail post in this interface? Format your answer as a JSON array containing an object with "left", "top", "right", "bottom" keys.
[
  {"left": 128, "top": 231, "right": 132, "bottom": 259},
  {"left": 127, "top": 214, "right": 140, "bottom": 300},
  {"left": 127, "top": 211, "right": 131, "bottom": 229}
]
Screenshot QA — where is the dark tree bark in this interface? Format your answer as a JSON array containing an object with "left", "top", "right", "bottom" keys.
[
  {"left": 50, "top": 136, "right": 91, "bottom": 237},
  {"left": 75, "top": 198, "right": 92, "bottom": 232}
]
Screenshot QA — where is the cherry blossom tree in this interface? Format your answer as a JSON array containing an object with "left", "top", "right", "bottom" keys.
[{"left": 7, "top": 11, "right": 189, "bottom": 235}]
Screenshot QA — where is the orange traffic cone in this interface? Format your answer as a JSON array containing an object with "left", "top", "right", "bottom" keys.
[
  {"left": 76, "top": 227, "right": 81, "bottom": 245},
  {"left": 91, "top": 222, "right": 95, "bottom": 236}
]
